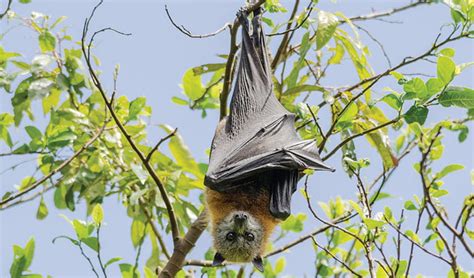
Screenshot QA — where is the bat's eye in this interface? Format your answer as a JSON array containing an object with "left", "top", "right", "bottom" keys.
[
  {"left": 226, "top": 232, "right": 236, "bottom": 241},
  {"left": 244, "top": 232, "right": 255, "bottom": 241}
]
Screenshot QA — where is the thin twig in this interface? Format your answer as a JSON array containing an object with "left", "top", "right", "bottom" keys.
[
  {"left": 322, "top": 117, "right": 399, "bottom": 160},
  {"left": 190, "top": 77, "right": 224, "bottom": 109},
  {"left": 305, "top": 103, "right": 325, "bottom": 141},
  {"left": 97, "top": 224, "right": 107, "bottom": 277},
  {"left": 164, "top": 5, "right": 231, "bottom": 39},
  {"left": 143, "top": 207, "right": 171, "bottom": 260},
  {"left": 271, "top": 0, "right": 301, "bottom": 70},
  {"left": 385, "top": 217, "right": 451, "bottom": 265},
  {"left": 79, "top": 242, "right": 100, "bottom": 278},
  {"left": 267, "top": 4, "right": 314, "bottom": 37},
  {"left": 311, "top": 237, "right": 362, "bottom": 277},
  {"left": 354, "top": 23, "right": 392, "bottom": 68},
  {"left": 346, "top": 1, "right": 428, "bottom": 23},
  {"left": 145, "top": 128, "right": 178, "bottom": 162},
  {"left": 0, "top": 0, "right": 12, "bottom": 19}
]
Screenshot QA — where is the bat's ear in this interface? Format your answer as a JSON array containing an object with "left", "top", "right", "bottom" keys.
[
  {"left": 212, "top": 252, "right": 225, "bottom": 266},
  {"left": 252, "top": 256, "right": 264, "bottom": 272}
]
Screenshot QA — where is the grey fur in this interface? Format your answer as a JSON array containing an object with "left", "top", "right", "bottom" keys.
[{"left": 212, "top": 211, "right": 264, "bottom": 262}]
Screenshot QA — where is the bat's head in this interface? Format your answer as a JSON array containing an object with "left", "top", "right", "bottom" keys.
[{"left": 211, "top": 210, "right": 265, "bottom": 271}]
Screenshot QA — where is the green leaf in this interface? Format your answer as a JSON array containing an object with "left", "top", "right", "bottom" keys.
[
  {"left": 440, "top": 48, "right": 455, "bottom": 57},
  {"left": 128, "top": 97, "right": 146, "bottom": 121},
  {"left": 161, "top": 125, "right": 202, "bottom": 178},
  {"left": 47, "top": 130, "right": 76, "bottom": 148},
  {"left": 72, "top": 220, "right": 91, "bottom": 240},
  {"left": 281, "top": 213, "right": 307, "bottom": 232},
  {"left": 338, "top": 102, "right": 358, "bottom": 123},
  {"left": 171, "top": 97, "right": 188, "bottom": 106},
  {"left": 274, "top": 257, "right": 286, "bottom": 274},
  {"left": 395, "top": 260, "right": 408, "bottom": 277},
  {"left": 384, "top": 206, "right": 394, "bottom": 222},
  {"left": 364, "top": 218, "right": 385, "bottom": 230},
  {"left": 436, "top": 239, "right": 445, "bottom": 254},
  {"left": 316, "top": 11, "right": 339, "bottom": 50},
  {"left": 131, "top": 219, "right": 146, "bottom": 248},
  {"left": 42, "top": 88, "right": 61, "bottom": 114},
  {"left": 438, "top": 86, "right": 474, "bottom": 108},
  {"left": 65, "top": 186, "right": 75, "bottom": 211},
  {"left": 25, "top": 126, "right": 42, "bottom": 140},
  {"left": 403, "top": 77, "right": 427, "bottom": 100},
  {"left": 404, "top": 200, "right": 417, "bottom": 211},
  {"left": 404, "top": 105, "right": 428, "bottom": 125},
  {"left": 284, "top": 84, "right": 325, "bottom": 96},
  {"left": 349, "top": 200, "right": 364, "bottom": 217},
  {"left": 119, "top": 263, "right": 140, "bottom": 278},
  {"left": 36, "top": 197, "right": 48, "bottom": 220},
  {"left": 431, "top": 189, "right": 448, "bottom": 198},
  {"left": 328, "top": 43, "right": 345, "bottom": 64},
  {"left": 381, "top": 93, "right": 402, "bottom": 110},
  {"left": 91, "top": 204, "right": 104, "bottom": 225},
  {"left": 104, "top": 257, "right": 122, "bottom": 269},
  {"left": 54, "top": 184, "right": 67, "bottom": 209},
  {"left": 51, "top": 16, "right": 67, "bottom": 29},
  {"left": 131, "top": 163, "right": 148, "bottom": 185},
  {"left": 405, "top": 230, "right": 421, "bottom": 244},
  {"left": 23, "top": 238, "right": 35, "bottom": 269},
  {"left": 437, "top": 56, "right": 456, "bottom": 85},
  {"left": 426, "top": 78, "right": 444, "bottom": 97},
  {"left": 286, "top": 32, "right": 310, "bottom": 88},
  {"left": 82, "top": 237, "right": 99, "bottom": 252},
  {"left": 52, "top": 235, "right": 79, "bottom": 246},
  {"left": 182, "top": 68, "right": 204, "bottom": 101},
  {"left": 38, "top": 31, "right": 56, "bottom": 52},
  {"left": 437, "top": 164, "right": 464, "bottom": 179},
  {"left": 12, "top": 144, "right": 30, "bottom": 154},
  {"left": 192, "top": 63, "right": 225, "bottom": 75},
  {"left": 10, "top": 253, "right": 27, "bottom": 278}
]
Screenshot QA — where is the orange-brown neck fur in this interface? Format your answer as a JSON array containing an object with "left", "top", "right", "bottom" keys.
[{"left": 206, "top": 186, "right": 279, "bottom": 256}]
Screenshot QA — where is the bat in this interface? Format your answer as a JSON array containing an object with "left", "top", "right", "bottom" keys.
[{"left": 204, "top": 8, "right": 334, "bottom": 272}]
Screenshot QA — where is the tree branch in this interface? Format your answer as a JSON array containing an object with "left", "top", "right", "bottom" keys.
[
  {"left": 311, "top": 237, "right": 362, "bottom": 277},
  {"left": 346, "top": 0, "right": 429, "bottom": 23},
  {"left": 219, "top": 0, "right": 267, "bottom": 119},
  {"left": 159, "top": 210, "right": 209, "bottom": 278},
  {"left": 81, "top": 1, "right": 180, "bottom": 245},
  {"left": 267, "top": 3, "right": 314, "bottom": 37},
  {"left": 385, "top": 217, "right": 452, "bottom": 265},
  {"left": 317, "top": 28, "right": 470, "bottom": 152},
  {"left": 0, "top": 0, "right": 12, "bottom": 19},
  {"left": 145, "top": 128, "right": 177, "bottom": 162},
  {"left": 271, "top": 0, "right": 301, "bottom": 70},
  {"left": 164, "top": 5, "right": 231, "bottom": 39},
  {"left": 322, "top": 117, "right": 399, "bottom": 161}
]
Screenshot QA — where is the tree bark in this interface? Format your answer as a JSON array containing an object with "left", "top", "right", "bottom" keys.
[{"left": 159, "top": 210, "right": 209, "bottom": 278}]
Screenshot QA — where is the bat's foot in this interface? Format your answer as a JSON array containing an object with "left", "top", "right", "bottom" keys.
[{"left": 236, "top": 7, "right": 249, "bottom": 19}]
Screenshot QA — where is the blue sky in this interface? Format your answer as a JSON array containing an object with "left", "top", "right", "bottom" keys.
[{"left": 1, "top": 0, "right": 473, "bottom": 277}]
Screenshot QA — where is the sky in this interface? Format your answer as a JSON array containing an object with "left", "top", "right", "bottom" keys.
[{"left": 1, "top": 0, "right": 473, "bottom": 277}]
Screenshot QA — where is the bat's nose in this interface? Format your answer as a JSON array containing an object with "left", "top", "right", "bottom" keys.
[{"left": 234, "top": 213, "right": 248, "bottom": 222}]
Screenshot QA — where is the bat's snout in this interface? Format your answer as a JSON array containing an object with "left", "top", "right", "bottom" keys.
[
  {"left": 232, "top": 212, "right": 249, "bottom": 233},
  {"left": 233, "top": 213, "right": 248, "bottom": 224}
]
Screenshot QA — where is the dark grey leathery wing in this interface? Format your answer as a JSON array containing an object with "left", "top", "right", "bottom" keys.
[{"left": 204, "top": 8, "right": 334, "bottom": 220}]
